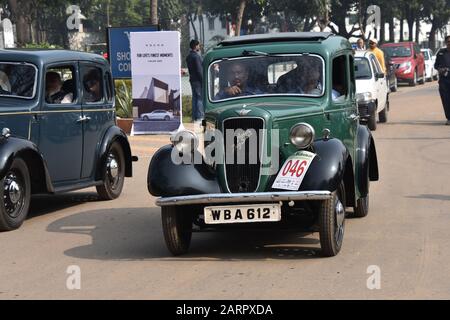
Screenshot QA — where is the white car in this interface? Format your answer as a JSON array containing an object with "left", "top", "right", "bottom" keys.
[
  {"left": 354, "top": 51, "right": 389, "bottom": 131},
  {"left": 141, "top": 110, "right": 174, "bottom": 121},
  {"left": 421, "top": 48, "right": 439, "bottom": 82}
]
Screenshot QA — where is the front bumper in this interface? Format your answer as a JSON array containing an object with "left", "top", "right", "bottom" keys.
[
  {"left": 357, "top": 100, "right": 376, "bottom": 119},
  {"left": 156, "top": 191, "right": 332, "bottom": 206}
]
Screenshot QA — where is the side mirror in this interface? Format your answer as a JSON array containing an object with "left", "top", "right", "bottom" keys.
[{"left": 376, "top": 72, "right": 385, "bottom": 79}]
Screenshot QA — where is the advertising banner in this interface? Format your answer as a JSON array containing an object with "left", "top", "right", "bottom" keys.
[
  {"left": 130, "top": 31, "right": 182, "bottom": 134},
  {"left": 107, "top": 25, "right": 158, "bottom": 79}
]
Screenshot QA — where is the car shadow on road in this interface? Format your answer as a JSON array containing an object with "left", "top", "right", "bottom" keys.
[
  {"left": 28, "top": 192, "right": 101, "bottom": 220},
  {"left": 46, "top": 207, "right": 322, "bottom": 261},
  {"left": 406, "top": 194, "right": 450, "bottom": 201}
]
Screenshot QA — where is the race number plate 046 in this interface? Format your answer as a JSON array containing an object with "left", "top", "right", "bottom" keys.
[
  {"left": 204, "top": 204, "right": 281, "bottom": 225},
  {"left": 272, "top": 151, "right": 316, "bottom": 191}
]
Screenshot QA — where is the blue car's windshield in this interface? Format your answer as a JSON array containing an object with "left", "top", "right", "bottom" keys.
[{"left": 0, "top": 62, "right": 37, "bottom": 99}]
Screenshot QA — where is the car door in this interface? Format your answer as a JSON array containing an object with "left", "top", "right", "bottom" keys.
[
  {"left": 38, "top": 63, "right": 83, "bottom": 183},
  {"left": 369, "top": 54, "right": 387, "bottom": 112},
  {"left": 80, "top": 63, "right": 115, "bottom": 179},
  {"left": 328, "top": 54, "right": 356, "bottom": 153}
]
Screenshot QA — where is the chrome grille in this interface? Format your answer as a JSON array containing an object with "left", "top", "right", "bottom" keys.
[{"left": 223, "top": 117, "right": 264, "bottom": 193}]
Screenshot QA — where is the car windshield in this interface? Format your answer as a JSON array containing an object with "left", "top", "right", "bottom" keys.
[
  {"left": 383, "top": 46, "right": 412, "bottom": 58},
  {"left": 209, "top": 55, "right": 324, "bottom": 102},
  {"left": 422, "top": 51, "right": 430, "bottom": 60},
  {"left": 0, "top": 62, "right": 37, "bottom": 99},
  {"left": 354, "top": 58, "right": 372, "bottom": 79}
]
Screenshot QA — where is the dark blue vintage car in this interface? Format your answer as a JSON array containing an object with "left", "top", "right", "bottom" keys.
[{"left": 0, "top": 50, "right": 135, "bottom": 231}]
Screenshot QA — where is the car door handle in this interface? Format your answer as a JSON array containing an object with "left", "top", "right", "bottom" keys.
[
  {"left": 77, "top": 116, "right": 91, "bottom": 123},
  {"left": 348, "top": 114, "right": 360, "bottom": 121}
]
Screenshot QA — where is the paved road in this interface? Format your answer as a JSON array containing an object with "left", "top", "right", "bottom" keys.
[{"left": 1, "top": 82, "right": 450, "bottom": 299}]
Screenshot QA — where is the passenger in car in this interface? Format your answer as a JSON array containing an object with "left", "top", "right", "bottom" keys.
[
  {"left": 83, "top": 69, "right": 102, "bottom": 103},
  {"left": 45, "top": 72, "right": 73, "bottom": 104}
]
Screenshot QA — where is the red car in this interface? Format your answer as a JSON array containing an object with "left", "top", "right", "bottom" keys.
[{"left": 381, "top": 42, "right": 425, "bottom": 86}]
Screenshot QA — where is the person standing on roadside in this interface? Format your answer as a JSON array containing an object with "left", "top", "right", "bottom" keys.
[
  {"left": 186, "top": 39, "right": 204, "bottom": 123},
  {"left": 435, "top": 35, "right": 450, "bottom": 125},
  {"left": 368, "top": 38, "right": 386, "bottom": 73},
  {"left": 356, "top": 38, "right": 366, "bottom": 51}
]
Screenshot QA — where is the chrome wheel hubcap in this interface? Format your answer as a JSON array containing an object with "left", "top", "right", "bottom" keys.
[
  {"left": 335, "top": 199, "right": 345, "bottom": 244},
  {"left": 106, "top": 153, "right": 120, "bottom": 188},
  {"left": 4, "top": 173, "right": 24, "bottom": 218}
]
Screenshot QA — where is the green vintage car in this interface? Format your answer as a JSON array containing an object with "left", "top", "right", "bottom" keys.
[{"left": 148, "top": 32, "right": 379, "bottom": 257}]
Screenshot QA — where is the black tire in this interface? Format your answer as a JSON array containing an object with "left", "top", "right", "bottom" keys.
[
  {"left": 367, "top": 107, "right": 377, "bottom": 131},
  {"left": 418, "top": 72, "right": 425, "bottom": 84},
  {"left": 164, "top": 116, "right": 170, "bottom": 121},
  {"left": 352, "top": 194, "right": 370, "bottom": 218},
  {"left": 319, "top": 182, "right": 346, "bottom": 257},
  {"left": 161, "top": 206, "right": 193, "bottom": 256},
  {"left": 410, "top": 71, "right": 417, "bottom": 86},
  {"left": 96, "top": 141, "right": 125, "bottom": 200},
  {"left": 0, "top": 158, "right": 31, "bottom": 231},
  {"left": 143, "top": 116, "right": 149, "bottom": 121},
  {"left": 433, "top": 74, "right": 439, "bottom": 81},
  {"left": 378, "top": 100, "right": 388, "bottom": 123}
]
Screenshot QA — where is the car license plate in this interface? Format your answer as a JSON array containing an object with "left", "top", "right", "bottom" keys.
[
  {"left": 272, "top": 151, "right": 316, "bottom": 191},
  {"left": 204, "top": 204, "right": 281, "bottom": 225}
]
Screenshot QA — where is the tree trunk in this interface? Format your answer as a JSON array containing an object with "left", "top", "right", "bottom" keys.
[
  {"left": 400, "top": 18, "right": 404, "bottom": 42},
  {"left": 407, "top": 18, "right": 414, "bottom": 41},
  {"left": 389, "top": 17, "right": 395, "bottom": 42},
  {"left": 151, "top": 0, "right": 158, "bottom": 26},
  {"left": 429, "top": 22, "right": 437, "bottom": 51},
  {"left": 379, "top": 11, "right": 385, "bottom": 44},
  {"left": 415, "top": 16, "right": 420, "bottom": 43},
  {"left": 235, "top": 0, "right": 247, "bottom": 36},
  {"left": 188, "top": 14, "right": 198, "bottom": 40}
]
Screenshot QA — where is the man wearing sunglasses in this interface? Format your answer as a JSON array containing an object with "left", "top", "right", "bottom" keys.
[{"left": 368, "top": 38, "right": 386, "bottom": 74}]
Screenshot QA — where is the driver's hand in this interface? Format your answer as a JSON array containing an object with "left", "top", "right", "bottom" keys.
[{"left": 224, "top": 85, "right": 242, "bottom": 96}]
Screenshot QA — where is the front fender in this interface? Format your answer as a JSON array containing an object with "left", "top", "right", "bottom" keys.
[
  {"left": 0, "top": 136, "right": 53, "bottom": 193},
  {"left": 356, "top": 125, "right": 379, "bottom": 197},
  {"left": 147, "top": 145, "right": 221, "bottom": 197},
  {"left": 97, "top": 125, "right": 133, "bottom": 179},
  {"left": 299, "top": 138, "right": 350, "bottom": 192},
  {"left": 269, "top": 138, "right": 350, "bottom": 193}
]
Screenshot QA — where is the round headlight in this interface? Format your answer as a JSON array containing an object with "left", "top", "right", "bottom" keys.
[
  {"left": 171, "top": 130, "right": 199, "bottom": 154},
  {"left": 289, "top": 123, "right": 315, "bottom": 149}
]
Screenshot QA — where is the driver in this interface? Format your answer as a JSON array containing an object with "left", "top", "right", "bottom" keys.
[{"left": 215, "top": 61, "right": 262, "bottom": 99}]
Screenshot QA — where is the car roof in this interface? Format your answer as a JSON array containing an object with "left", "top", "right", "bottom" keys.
[
  {"left": 381, "top": 42, "right": 414, "bottom": 47},
  {"left": 206, "top": 32, "right": 351, "bottom": 65},
  {"left": 219, "top": 32, "right": 334, "bottom": 46},
  {"left": 0, "top": 49, "right": 107, "bottom": 65},
  {"left": 354, "top": 50, "right": 374, "bottom": 58}
]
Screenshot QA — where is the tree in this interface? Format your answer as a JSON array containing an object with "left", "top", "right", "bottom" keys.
[
  {"left": 151, "top": 0, "right": 158, "bottom": 25},
  {"left": 423, "top": 0, "right": 450, "bottom": 50}
]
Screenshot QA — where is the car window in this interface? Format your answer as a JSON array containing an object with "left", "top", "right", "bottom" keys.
[
  {"left": 422, "top": 51, "right": 430, "bottom": 60},
  {"left": 82, "top": 66, "right": 104, "bottom": 103},
  {"left": 383, "top": 46, "right": 412, "bottom": 58},
  {"left": 332, "top": 55, "right": 348, "bottom": 100},
  {"left": 354, "top": 58, "right": 372, "bottom": 79},
  {"left": 209, "top": 54, "right": 324, "bottom": 102},
  {"left": 45, "top": 66, "right": 76, "bottom": 105},
  {"left": 370, "top": 55, "right": 381, "bottom": 74},
  {"left": 0, "top": 62, "right": 37, "bottom": 99}
]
